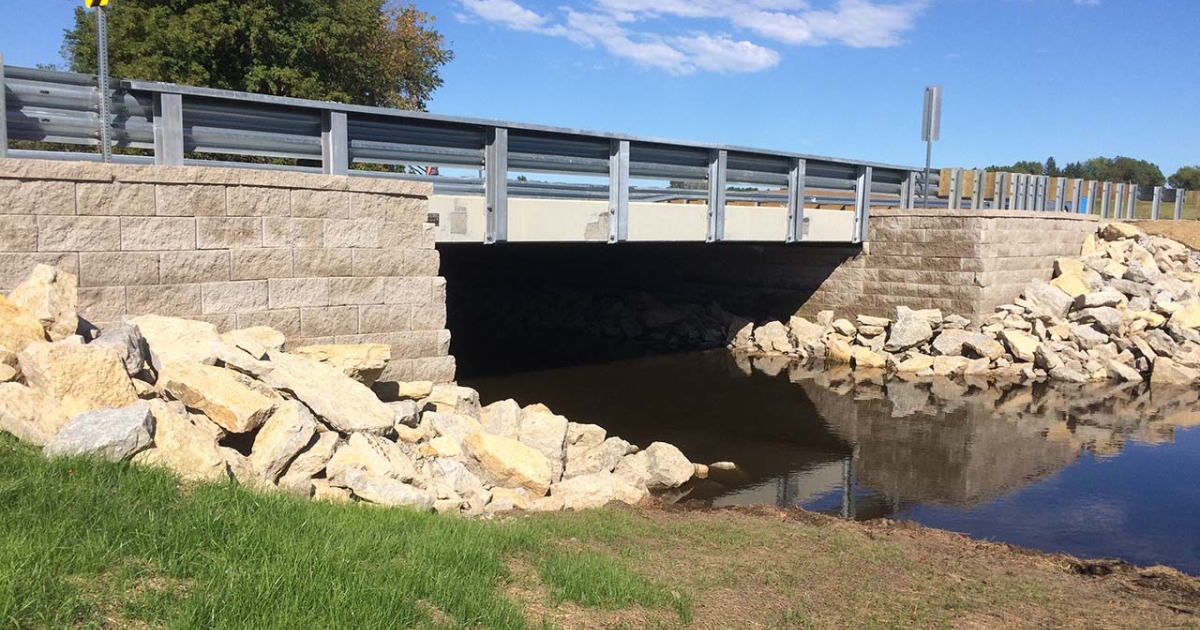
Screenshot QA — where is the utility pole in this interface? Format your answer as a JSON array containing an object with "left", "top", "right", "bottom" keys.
[{"left": 85, "top": 0, "right": 112, "bottom": 162}]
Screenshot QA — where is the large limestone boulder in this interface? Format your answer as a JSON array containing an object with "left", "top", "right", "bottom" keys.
[
  {"left": 930, "top": 329, "right": 973, "bottom": 356},
  {"left": 90, "top": 323, "right": 150, "bottom": 377},
  {"left": 0, "top": 295, "right": 48, "bottom": 353},
  {"left": 278, "top": 431, "right": 340, "bottom": 495},
  {"left": 423, "top": 384, "right": 481, "bottom": 417},
  {"left": 563, "top": 436, "right": 631, "bottom": 479},
  {"left": 325, "top": 432, "right": 417, "bottom": 483},
  {"left": 239, "top": 350, "right": 395, "bottom": 434},
  {"left": 884, "top": 315, "right": 932, "bottom": 352},
  {"left": 1000, "top": 330, "right": 1039, "bottom": 363},
  {"left": 462, "top": 431, "right": 553, "bottom": 496},
  {"left": 1023, "top": 280, "right": 1073, "bottom": 319},
  {"left": 220, "top": 326, "right": 285, "bottom": 359},
  {"left": 126, "top": 315, "right": 221, "bottom": 371},
  {"left": 753, "top": 321, "right": 793, "bottom": 354},
  {"left": 963, "top": 333, "right": 1005, "bottom": 361},
  {"left": 289, "top": 344, "right": 390, "bottom": 386},
  {"left": 140, "top": 400, "right": 230, "bottom": 482},
  {"left": 43, "top": 402, "right": 154, "bottom": 461},
  {"left": 518, "top": 410, "right": 569, "bottom": 481},
  {"left": 614, "top": 442, "right": 693, "bottom": 489},
  {"left": 158, "top": 362, "right": 277, "bottom": 433},
  {"left": 249, "top": 401, "right": 318, "bottom": 481},
  {"left": 551, "top": 472, "right": 648, "bottom": 510},
  {"left": 480, "top": 399, "right": 521, "bottom": 439},
  {"left": 8, "top": 265, "right": 77, "bottom": 342},
  {"left": 1169, "top": 303, "right": 1200, "bottom": 331},
  {"left": 334, "top": 469, "right": 435, "bottom": 510},
  {"left": 1151, "top": 357, "right": 1200, "bottom": 386},
  {"left": 426, "top": 411, "right": 482, "bottom": 447},
  {"left": 18, "top": 341, "right": 137, "bottom": 418},
  {"left": 787, "top": 317, "right": 825, "bottom": 347},
  {"left": 0, "top": 382, "right": 69, "bottom": 445},
  {"left": 1102, "top": 222, "right": 1143, "bottom": 241}
]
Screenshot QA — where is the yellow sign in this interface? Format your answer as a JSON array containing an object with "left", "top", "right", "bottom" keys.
[{"left": 84, "top": 0, "right": 109, "bottom": 7}]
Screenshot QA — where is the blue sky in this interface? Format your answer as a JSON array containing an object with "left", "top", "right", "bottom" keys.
[{"left": 3, "top": 0, "right": 1197, "bottom": 176}]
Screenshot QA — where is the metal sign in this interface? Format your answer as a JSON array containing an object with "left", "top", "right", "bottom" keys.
[
  {"left": 921, "top": 85, "right": 942, "bottom": 142},
  {"left": 84, "top": 0, "right": 109, "bottom": 7}
]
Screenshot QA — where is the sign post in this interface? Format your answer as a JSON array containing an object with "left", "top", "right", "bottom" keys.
[
  {"left": 921, "top": 85, "right": 942, "bottom": 209},
  {"left": 85, "top": 0, "right": 112, "bottom": 162}
]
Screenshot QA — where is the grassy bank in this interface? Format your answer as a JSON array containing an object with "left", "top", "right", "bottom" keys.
[{"left": 2, "top": 434, "right": 1197, "bottom": 630}]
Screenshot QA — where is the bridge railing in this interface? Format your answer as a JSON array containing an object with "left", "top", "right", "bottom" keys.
[{"left": 1, "top": 58, "right": 931, "bottom": 245}]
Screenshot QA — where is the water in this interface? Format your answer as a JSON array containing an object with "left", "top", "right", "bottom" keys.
[{"left": 463, "top": 351, "right": 1200, "bottom": 575}]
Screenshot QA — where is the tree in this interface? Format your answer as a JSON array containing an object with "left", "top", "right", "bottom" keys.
[
  {"left": 987, "top": 160, "right": 1045, "bottom": 175},
  {"left": 1044, "top": 157, "right": 1060, "bottom": 177},
  {"left": 62, "top": 1, "right": 452, "bottom": 110},
  {"left": 1168, "top": 166, "right": 1200, "bottom": 191}
]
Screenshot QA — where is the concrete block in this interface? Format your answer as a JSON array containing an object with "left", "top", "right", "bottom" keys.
[
  {"left": 324, "top": 219, "right": 382, "bottom": 249},
  {"left": 0, "top": 216, "right": 38, "bottom": 251},
  {"left": 361, "top": 331, "right": 437, "bottom": 360},
  {"left": 351, "top": 250, "right": 405, "bottom": 277},
  {"left": 378, "top": 221, "right": 425, "bottom": 249},
  {"left": 384, "top": 277, "right": 432, "bottom": 305},
  {"left": 431, "top": 277, "right": 446, "bottom": 305},
  {"left": 294, "top": 248, "right": 353, "bottom": 277},
  {"left": 0, "top": 253, "right": 78, "bottom": 291},
  {"left": 202, "top": 280, "right": 269, "bottom": 314},
  {"left": 299, "top": 306, "right": 359, "bottom": 338},
  {"left": 382, "top": 195, "right": 428, "bottom": 224},
  {"left": 160, "top": 250, "right": 231, "bottom": 284},
  {"left": 379, "top": 359, "right": 415, "bottom": 383},
  {"left": 79, "top": 252, "right": 159, "bottom": 287},
  {"left": 263, "top": 217, "right": 323, "bottom": 248},
  {"left": 291, "top": 189, "right": 349, "bottom": 219},
  {"left": 268, "top": 277, "right": 329, "bottom": 309},
  {"left": 37, "top": 216, "right": 121, "bottom": 252},
  {"left": 349, "top": 193, "right": 393, "bottom": 220},
  {"left": 227, "top": 186, "right": 291, "bottom": 217},
  {"left": 191, "top": 313, "right": 237, "bottom": 332},
  {"left": 328, "top": 276, "right": 388, "bottom": 306},
  {"left": 77, "top": 183, "right": 155, "bottom": 216},
  {"left": 358, "top": 304, "right": 414, "bottom": 334},
  {"left": 231, "top": 248, "right": 292, "bottom": 280},
  {"left": 155, "top": 184, "right": 226, "bottom": 216},
  {"left": 126, "top": 283, "right": 202, "bottom": 317},
  {"left": 404, "top": 249, "right": 440, "bottom": 277},
  {"left": 436, "top": 329, "right": 451, "bottom": 356},
  {"left": 77, "top": 286, "right": 126, "bottom": 325},
  {"left": 121, "top": 217, "right": 196, "bottom": 251},
  {"left": 411, "top": 302, "right": 447, "bottom": 330},
  {"left": 0, "top": 180, "right": 76, "bottom": 215},
  {"left": 408, "top": 355, "right": 456, "bottom": 383},
  {"left": 197, "top": 217, "right": 262, "bottom": 249},
  {"left": 237, "top": 309, "right": 301, "bottom": 338}
]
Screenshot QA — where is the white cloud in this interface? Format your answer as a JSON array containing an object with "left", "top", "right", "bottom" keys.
[{"left": 455, "top": 0, "right": 927, "bottom": 74}]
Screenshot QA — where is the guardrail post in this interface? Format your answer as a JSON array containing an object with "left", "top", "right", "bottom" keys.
[
  {"left": 485, "top": 127, "right": 508, "bottom": 244},
  {"left": 853, "top": 165, "right": 873, "bottom": 244},
  {"left": 947, "top": 168, "right": 961, "bottom": 210},
  {"left": 706, "top": 149, "right": 727, "bottom": 243},
  {"left": 995, "top": 172, "right": 1010, "bottom": 209},
  {"left": 1151, "top": 186, "right": 1163, "bottom": 220},
  {"left": 607, "top": 139, "right": 629, "bottom": 244},
  {"left": 786, "top": 158, "right": 807, "bottom": 243},
  {"left": 1115, "top": 183, "right": 1126, "bottom": 220},
  {"left": 1070, "top": 179, "right": 1083, "bottom": 214},
  {"left": 1101, "top": 182, "right": 1112, "bottom": 218},
  {"left": 1034, "top": 176, "right": 1047, "bottom": 211},
  {"left": 1126, "top": 184, "right": 1137, "bottom": 220},
  {"left": 321, "top": 111, "right": 349, "bottom": 175},
  {"left": 152, "top": 93, "right": 185, "bottom": 166},
  {"left": 1054, "top": 178, "right": 1067, "bottom": 212},
  {"left": 1176, "top": 190, "right": 1186, "bottom": 221},
  {"left": 0, "top": 53, "right": 7, "bottom": 159},
  {"left": 971, "top": 170, "right": 984, "bottom": 209},
  {"left": 900, "top": 171, "right": 915, "bottom": 210}
]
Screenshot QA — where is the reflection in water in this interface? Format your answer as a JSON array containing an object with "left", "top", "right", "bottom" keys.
[{"left": 464, "top": 351, "right": 1200, "bottom": 575}]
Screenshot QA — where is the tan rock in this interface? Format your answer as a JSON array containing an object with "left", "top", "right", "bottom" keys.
[
  {"left": 693, "top": 463, "right": 709, "bottom": 479},
  {"left": 826, "top": 338, "right": 853, "bottom": 365},
  {"left": 1053, "top": 258, "right": 1086, "bottom": 278},
  {"left": 0, "top": 295, "right": 47, "bottom": 353},
  {"left": 462, "top": 431, "right": 553, "bottom": 496},
  {"left": 932, "top": 355, "right": 970, "bottom": 377},
  {"left": 0, "top": 382, "right": 69, "bottom": 445},
  {"left": 1080, "top": 234, "right": 1098, "bottom": 256},
  {"left": 144, "top": 400, "right": 230, "bottom": 482},
  {"left": 325, "top": 432, "right": 417, "bottom": 482},
  {"left": 337, "top": 469, "right": 434, "bottom": 509},
  {"left": 158, "top": 362, "right": 277, "bottom": 433},
  {"left": 278, "top": 431, "right": 340, "bottom": 494},
  {"left": 895, "top": 354, "right": 935, "bottom": 373},
  {"left": 420, "top": 435, "right": 462, "bottom": 458},
  {"left": 126, "top": 315, "right": 221, "bottom": 371},
  {"left": 393, "top": 381, "right": 434, "bottom": 399},
  {"left": 480, "top": 398, "right": 521, "bottom": 439},
  {"left": 518, "top": 410, "right": 569, "bottom": 481},
  {"left": 850, "top": 346, "right": 886, "bottom": 369},
  {"left": 393, "top": 423, "right": 428, "bottom": 444},
  {"left": 1051, "top": 274, "right": 1089, "bottom": 299},
  {"left": 1169, "top": 304, "right": 1200, "bottom": 330},
  {"left": 240, "top": 350, "right": 395, "bottom": 434},
  {"left": 488, "top": 487, "right": 530, "bottom": 512},
  {"left": 423, "top": 384, "right": 481, "bottom": 417},
  {"left": 312, "top": 479, "right": 352, "bottom": 503},
  {"left": 18, "top": 341, "right": 137, "bottom": 418},
  {"left": 614, "top": 442, "right": 694, "bottom": 489},
  {"left": 1000, "top": 330, "right": 1039, "bottom": 363},
  {"left": 289, "top": 343, "right": 390, "bottom": 386},
  {"left": 249, "top": 401, "right": 318, "bottom": 481},
  {"left": 1150, "top": 357, "right": 1200, "bottom": 386},
  {"left": 8, "top": 265, "right": 78, "bottom": 342},
  {"left": 1102, "top": 222, "right": 1142, "bottom": 241},
  {"left": 563, "top": 436, "right": 630, "bottom": 479},
  {"left": 220, "top": 326, "right": 286, "bottom": 360},
  {"left": 551, "top": 472, "right": 648, "bottom": 510}
]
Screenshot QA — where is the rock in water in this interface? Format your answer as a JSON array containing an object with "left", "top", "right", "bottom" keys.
[
  {"left": 249, "top": 401, "right": 318, "bottom": 481},
  {"left": 753, "top": 321, "right": 793, "bottom": 354},
  {"left": 8, "top": 264, "right": 78, "bottom": 342},
  {"left": 0, "top": 295, "right": 49, "bottom": 352},
  {"left": 551, "top": 472, "right": 648, "bottom": 510},
  {"left": 0, "top": 382, "right": 70, "bottom": 446},
  {"left": 44, "top": 402, "right": 154, "bottom": 461},
  {"left": 884, "top": 315, "right": 932, "bottom": 352},
  {"left": 615, "top": 442, "right": 694, "bottom": 489},
  {"left": 18, "top": 341, "right": 138, "bottom": 418},
  {"left": 462, "top": 431, "right": 553, "bottom": 496},
  {"left": 289, "top": 344, "right": 390, "bottom": 386},
  {"left": 157, "top": 362, "right": 277, "bottom": 434}
]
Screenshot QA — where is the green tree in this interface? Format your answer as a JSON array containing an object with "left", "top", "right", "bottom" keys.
[
  {"left": 62, "top": 0, "right": 452, "bottom": 110},
  {"left": 987, "top": 160, "right": 1045, "bottom": 175},
  {"left": 1044, "top": 156, "right": 1060, "bottom": 177},
  {"left": 1168, "top": 166, "right": 1200, "bottom": 190}
]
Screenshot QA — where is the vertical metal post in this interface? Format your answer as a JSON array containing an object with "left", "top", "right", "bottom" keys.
[
  {"left": 1101, "top": 182, "right": 1112, "bottom": 218},
  {"left": 1126, "top": 184, "right": 1138, "bottom": 220},
  {"left": 484, "top": 127, "right": 508, "bottom": 244},
  {"left": 96, "top": 5, "right": 112, "bottom": 163},
  {"left": 0, "top": 53, "right": 7, "bottom": 159},
  {"left": 923, "top": 141, "right": 932, "bottom": 209},
  {"left": 1035, "top": 176, "right": 1048, "bottom": 211},
  {"left": 786, "top": 158, "right": 807, "bottom": 243},
  {"left": 1087, "top": 181, "right": 1098, "bottom": 215},
  {"left": 153, "top": 93, "right": 185, "bottom": 165},
  {"left": 971, "top": 170, "right": 984, "bottom": 209},
  {"left": 900, "top": 171, "right": 915, "bottom": 210},
  {"left": 1026, "top": 175, "right": 1038, "bottom": 210},
  {"left": 1151, "top": 186, "right": 1163, "bottom": 220},
  {"left": 1054, "top": 178, "right": 1067, "bottom": 212},
  {"left": 840, "top": 455, "right": 856, "bottom": 520},
  {"left": 1115, "top": 183, "right": 1126, "bottom": 220},
  {"left": 706, "top": 149, "right": 727, "bottom": 243},
  {"left": 1175, "top": 190, "right": 1186, "bottom": 221},
  {"left": 607, "top": 139, "right": 630, "bottom": 244},
  {"left": 853, "top": 165, "right": 873, "bottom": 244},
  {"left": 992, "top": 172, "right": 1005, "bottom": 209},
  {"left": 1071, "top": 179, "right": 1083, "bottom": 214},
  {"left": 948, "top": 168, "right": 963, "bottom": 210},
  {"left": 321, "top": 111, "right": 349, "bottom": 175}
]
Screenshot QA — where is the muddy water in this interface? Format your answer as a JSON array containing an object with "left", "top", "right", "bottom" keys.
[{"left": 463, "top": 351, "right": 1200, "bottom": 575}]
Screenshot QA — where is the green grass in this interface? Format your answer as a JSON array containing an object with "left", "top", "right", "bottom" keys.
[{"left": 0, "top": 434, "right": 687, "bottom": 629}]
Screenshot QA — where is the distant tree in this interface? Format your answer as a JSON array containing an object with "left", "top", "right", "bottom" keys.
[
  {"left": 987, "top": 160, "right": 1045, "bottom": 175},
  {"left": 1168, "top": 166, "right": 1200, "bottom": 191},
  {"left": 1044, "top": 157, "right": 1061, "bottom": 177},
  {"left": 1062, "top": 161, "right": 1084, "bottom": 178},
  {"left": 63, "top": 0, "right": 452, "bottom": 110}
]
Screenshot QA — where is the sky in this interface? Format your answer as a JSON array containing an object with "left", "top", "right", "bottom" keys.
[{"left": 2, "top": 0, "right": 1197, "bottom": 176}]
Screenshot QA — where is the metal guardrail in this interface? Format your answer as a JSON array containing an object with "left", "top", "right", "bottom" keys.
[{"left": 1, "top": 60, "right": 943, "bottom": 245}]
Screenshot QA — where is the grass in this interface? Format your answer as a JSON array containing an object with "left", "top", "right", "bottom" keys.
[{"left": 2, "top": 433, "right": 1198, "bottom": 629}]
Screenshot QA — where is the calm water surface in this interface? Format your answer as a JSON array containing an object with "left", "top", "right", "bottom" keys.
[{"left": 464, "top": 351, "right": 1200, "bottom": 575}]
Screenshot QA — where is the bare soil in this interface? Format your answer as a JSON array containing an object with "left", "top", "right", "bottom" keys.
[{"left": 1139, "top": 220, "right": 1200, "bottom": 251}]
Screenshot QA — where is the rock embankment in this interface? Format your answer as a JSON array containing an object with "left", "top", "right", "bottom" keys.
[
  {"left": 731, "top": 223, "right": 1200, "bottom": 386},
  {"left": 0, "top": 265, "right": 705, "bottom": 514}
]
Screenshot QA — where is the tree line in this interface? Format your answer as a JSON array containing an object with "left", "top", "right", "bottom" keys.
[{"left": 987, "top": 157, "right": 1200, "bottom": 190}]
